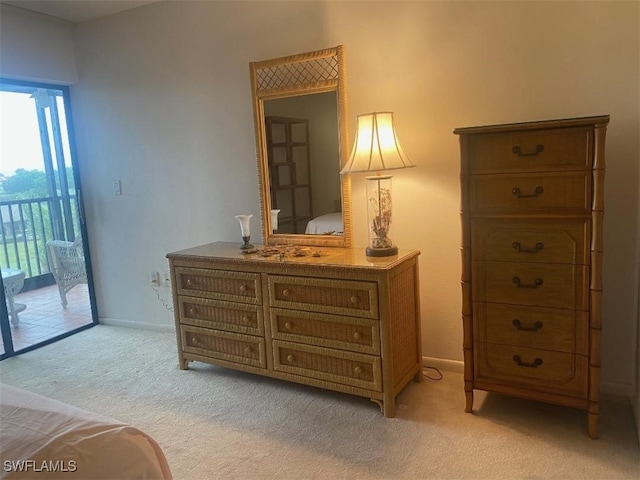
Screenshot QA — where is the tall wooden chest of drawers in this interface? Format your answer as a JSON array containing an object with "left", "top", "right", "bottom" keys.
[
  {"left": 167, "top": 242, "right": 422, "bottom": 417},
  {"left": 455, "top": 115, "right": 609, "bottom": 438}
]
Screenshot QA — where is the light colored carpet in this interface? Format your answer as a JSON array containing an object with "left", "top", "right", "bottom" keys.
[{"left": 0, "top": 324, "right": 638, "bottom": 480}]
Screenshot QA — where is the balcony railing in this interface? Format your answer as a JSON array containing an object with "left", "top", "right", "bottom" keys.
[{"left": 0, "top": 196, "right": 80, "bottom": 289}]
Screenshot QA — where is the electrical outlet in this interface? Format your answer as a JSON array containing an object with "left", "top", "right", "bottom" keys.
[
  {"left": 162, "top": 272, "right": 171, "bottom": 286},
  {"left": 150, "top": 271, "right": 159, "bottom": 286}
]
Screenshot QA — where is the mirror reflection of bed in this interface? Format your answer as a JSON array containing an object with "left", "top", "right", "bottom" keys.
[{"left": 305, "top": 209, "right": 343, "bottom": 235}]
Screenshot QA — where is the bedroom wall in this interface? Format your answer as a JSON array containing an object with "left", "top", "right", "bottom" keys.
[
  {"left": 0, "top": 6, "right": 77, "bottom": 84},
  {"left": 1, "top": 1, "right": 638, "bottom": 399}
]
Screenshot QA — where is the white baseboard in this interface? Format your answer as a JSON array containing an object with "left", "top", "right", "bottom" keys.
[
  {"left": 601, "top": 380, "right": 635, "bottom": 398},
  {"left": 423, "top": 356, "right": 464, "bottom": 373},
  {"left": 99, "top": 317, "right": 175, "bottom": 333}
]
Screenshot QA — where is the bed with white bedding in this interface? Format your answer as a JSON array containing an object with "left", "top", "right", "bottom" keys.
[
  {"left": 0, "top": 384, "right": 172, "bottom": 480},
  {"left": 304, "top": 212, "right": 343, "bottom": 235}
]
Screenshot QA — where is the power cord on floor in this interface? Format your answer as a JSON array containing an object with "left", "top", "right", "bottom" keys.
[{"left": 423, "top": 366, "right": 443, "bottom": 381}]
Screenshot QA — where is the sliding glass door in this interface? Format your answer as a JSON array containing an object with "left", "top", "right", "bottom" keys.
[{"left": 0, "top": 79, "right": 97, "bottom": 359}]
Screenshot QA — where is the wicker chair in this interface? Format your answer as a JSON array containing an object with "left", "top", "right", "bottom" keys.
[{"left": 46, "top": 236, "right": 87, "bottom": 308}]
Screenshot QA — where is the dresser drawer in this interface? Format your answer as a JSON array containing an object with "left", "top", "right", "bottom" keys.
[
  {"left": 181, "top": 325, "right": 266, "bottom": 368},
  {"left": 475, "top": 343, "right": 587, "bottom": 397},
  {"left": 467, "top": 126, "right": 592, "bottom": 174},
  {"left": 474, "top": 302, "right": 588, "bottom": 355},
  {"left": 268, "top": 275, "right": 378, "bottom": 319},
  {"left": 270, "top": 308, "right": 380, "bottom": 355},
  {"left": 470, "top": 171, "right": 591, "bottom": 214},
  {"left": 272, "top": 340, "right": 382, "bottom": 391},
  {"left": 178, "top": 296, "right": 264, "bottom": 336},
  {"left": 471, "top": 219, "right": 589, "bottom": 264},
  {"left": 473, "top": 261, "right": 588, "bottom": 310},
  {"left": 175, "top": 267, "right": 261, "bottom": 304}
]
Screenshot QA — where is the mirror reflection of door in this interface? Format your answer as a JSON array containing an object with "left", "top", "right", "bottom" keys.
[{"left": 0, "top": 79, "right": 97, "bottom": 359}]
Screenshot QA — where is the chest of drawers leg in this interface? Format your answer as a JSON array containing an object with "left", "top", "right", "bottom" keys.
[{"left": 456, "top": 115, "right": 609, "bottom": 439}]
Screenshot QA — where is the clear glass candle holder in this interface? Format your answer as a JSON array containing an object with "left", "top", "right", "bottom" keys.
[{"left": 235, "top": 214, "right": 254, "bottom": 249}]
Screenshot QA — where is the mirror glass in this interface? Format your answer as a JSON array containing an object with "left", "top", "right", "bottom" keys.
[{"left": 250, "top": 46, "right": 352, "bottom": 248}]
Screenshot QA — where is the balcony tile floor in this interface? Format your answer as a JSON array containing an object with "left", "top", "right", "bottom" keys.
[{"left": 2, "top": 284, "right": 93, "bottom": 354}]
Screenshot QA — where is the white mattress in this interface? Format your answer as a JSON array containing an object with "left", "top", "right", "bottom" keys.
[
  {"left": 305, "top": 212, "right": 343, "bottom": 235},
  {"left": 0, "top": 384, "right": 172, "bottom": 479}
]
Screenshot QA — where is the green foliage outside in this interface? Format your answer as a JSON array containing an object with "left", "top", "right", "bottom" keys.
[
  {"left": 1, "top": 168, "right": 79, "bottom": 277},
  {"left": 1, "top": 169, "right": 48, "bottom": 197}
]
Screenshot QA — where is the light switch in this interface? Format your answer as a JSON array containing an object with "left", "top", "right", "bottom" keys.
[{"left": 113, "top": 180, "right": 122, "bottom": 195}]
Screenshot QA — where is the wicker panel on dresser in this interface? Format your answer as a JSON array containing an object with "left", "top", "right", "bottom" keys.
[
  {"left": 167, "top": 242, "right": 422, "bottom": 417},
  {"left": 455, "top": 115, "right": 609, "bottom": 439}
]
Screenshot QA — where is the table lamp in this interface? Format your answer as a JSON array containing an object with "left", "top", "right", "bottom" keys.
[{"left": 340, "top": 112, "right": 415, "bottom": 257}]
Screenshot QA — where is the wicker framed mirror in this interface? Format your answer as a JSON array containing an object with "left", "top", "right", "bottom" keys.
[{"left": 250, "top": 45, "right": 352, "bottom": 247}]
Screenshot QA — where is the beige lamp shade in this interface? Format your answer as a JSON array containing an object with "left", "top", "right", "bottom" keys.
[{"left": 340, "top": 112, "right": 415, "bottom": 174}]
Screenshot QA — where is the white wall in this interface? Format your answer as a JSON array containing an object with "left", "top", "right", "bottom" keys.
[
  {"left": 0, "top": 6, "right": 77, "bottom": 84},
  {"left": 1, "top": 1, "right": 638, "bottom": 398}
]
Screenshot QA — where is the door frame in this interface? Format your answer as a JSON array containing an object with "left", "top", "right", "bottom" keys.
[{"left": 0, "top": 78, "right": 98, "bottom": 359}]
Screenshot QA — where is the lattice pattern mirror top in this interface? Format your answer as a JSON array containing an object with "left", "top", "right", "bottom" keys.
[{"left": 250, "top": 46, "right": 352, "bottom": 248}]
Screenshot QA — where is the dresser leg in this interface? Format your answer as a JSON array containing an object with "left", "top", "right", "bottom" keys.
[
  {"left": 464, "top": 389, "right": 474, "bottom": 413},
  {"left": 178, "top": 358, "right": 190, "bottom": 370},
  {"left": 588, "top": 411, "right": 599, "bottom": 439}
]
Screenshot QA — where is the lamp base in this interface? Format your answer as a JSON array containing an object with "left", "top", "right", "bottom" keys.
[
  {"left": 240, "top": 236, "right": 254, "bottom": 250},
  {"left": 366, "top": 245, "right": 398, "bottom": 257}
]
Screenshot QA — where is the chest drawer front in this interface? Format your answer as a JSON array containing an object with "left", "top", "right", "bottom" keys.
[
  {"left": 270, "top": 308, "right": 380, "bottom": 355},
  {"left": 470, "top": 172, "right": 590, "bottom": 214},
  {"left": 272, "top": 340, "right": 382, "bottom": 391},
  {"left": 467, "top": 127, "right": 591, "bottom": 174},
  {"left": 474, "top": 302, "right": 588, "bottom": 355},
  {"left": 268, "top": 276, "right": 378, "bottom": 319},
  {"left": 473, "top": 261, "right": 588, "bottom": 310},
  {"left": 176, "top": 267, "right": 261, "bottom": 304},
  {"left": 475, "top": 343, "right": 587, "bottom": 397},
  {"left": 178, "top": 296, "right": 264, "bottom": 336},
  {"left": 471, "top": 219, "right": 589, "bottom": 264},
  {"left": 181, "top": 325, "right": 266, "bottom": 368}
]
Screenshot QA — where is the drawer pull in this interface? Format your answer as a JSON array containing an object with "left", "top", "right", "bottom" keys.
[
  {"left": 188, "top": 307, "right": 198, "bottom": 316},
  {"left": 350, "top": 295, "right": 359, "bottom": 305},
  {"left": 512, "top": 277, "right": 543, "bottom": 289},
  {"left": 242, "top": 315, "right": 250, "bottom": 324},
  {"left": 353, "top": 331, "right": 361, "bottom": 340},
  {"left": 512, "top": 241, "right": 544, "bottom": 253},
  {"left": 191, "top": 336, "right": 199, "bottom": 345},
  {"left": 284, "top": 322, "right": 292, "bottom": 330},
  {"left": 244, "top": 346, "right": 254, "bottom": 355},
  {"left": 286, "top": 354, "right": 296, "bottom": 363},
  {"left": 186, "top": 278, "right": 195, "bottom": 287},
  {"left": 512, "top": 144, "right": 544, "bottom": 157},
  {"left": 512, "top": 355, "right": 543, "bottom": 368},
  {"left": 239, "top": 284, "right": 248, "bottom": 293},
  {"left": 512, "top": 319, "right": 543, "bottom": 332},
  {"left": 512, "top": 186, "right": 544, "bottom": 198},
  {"left": 354, "top": 366, "right": 363, "bottom": 375},
  {"left": 282, "top": 288, "right": 291, "bottom": 297}
]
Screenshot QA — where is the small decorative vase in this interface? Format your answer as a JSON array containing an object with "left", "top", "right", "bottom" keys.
[
  {"left": 270, "top": 209, "right": 281, "bottom": 233},
  {"left": 235, "top": 215, "right": 254, "bottom": 250}
]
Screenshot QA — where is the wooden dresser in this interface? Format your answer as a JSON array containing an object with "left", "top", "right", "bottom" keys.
[
  {"left": 455, "top": 115, "right": 609, "bottom": 438},
  {"left": 167, "top": 242, "right": 422, "bottom": 417}
]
